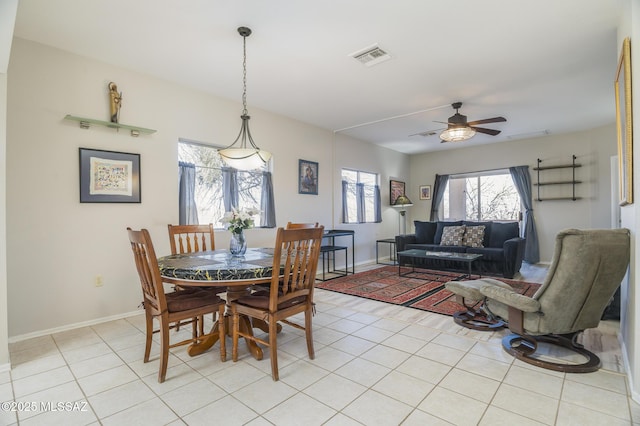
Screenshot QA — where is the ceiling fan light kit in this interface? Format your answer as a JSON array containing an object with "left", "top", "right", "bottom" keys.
[
  {"left": 437, "top": 102, "right": 506, "bottom": 143},
  {"left": 440, "top": 126, "right": 476, "bottom": 142},
  {"left": 219, "top": 26, "right": 272, "bottom": 170}
]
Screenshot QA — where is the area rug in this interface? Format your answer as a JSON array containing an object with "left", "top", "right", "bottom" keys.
[{"left": 315, "top": 266, "right": 541, "bottom": 316}]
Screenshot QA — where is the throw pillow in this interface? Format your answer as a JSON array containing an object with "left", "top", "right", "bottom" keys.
[
  {"left": 463, "top": 225, "right": 485, "bottom": 248},
  {"left": 434, "top": 220, "right": 464, "bottom": 244},
  {"left": 440, "top": 225, "right": 466, "bottom": 246}
]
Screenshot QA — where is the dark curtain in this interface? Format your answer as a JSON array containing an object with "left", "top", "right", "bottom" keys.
[
  {"left": 429, "top": 174, "right": 449, "bottom": 221},
  {"left": 510, "top": 166, "right": 540, "bottom": 263},
  {"left": 341, "top": 180, "right": 349, "bottom": 223},
  {"left": 373, "top": 184, "right": 382, "bottom": 223},
  {"left": 356, "top": 183, "right": 365, "bottom": 223},
  {"left": 222, "top": 167, "right": 239, "bottom": 212},
  {"left": 178, "top": 162, "right": 199, "bottom": 225},
  {"left": 260, "top": 171, "right": 276, "bottom": 228}
]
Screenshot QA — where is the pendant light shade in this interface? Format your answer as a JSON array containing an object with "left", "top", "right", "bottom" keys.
[{"left": 218, "top": 27, "right": 272, "bottom": 170}]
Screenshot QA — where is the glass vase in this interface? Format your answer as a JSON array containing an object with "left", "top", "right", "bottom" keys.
[{"left": 229, "top": 230, "right": 247, "bottom": 256}]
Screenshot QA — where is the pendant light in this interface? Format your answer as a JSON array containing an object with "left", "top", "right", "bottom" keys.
[{"left": 219, "top": 27, "right": 272, "bottom": 170}]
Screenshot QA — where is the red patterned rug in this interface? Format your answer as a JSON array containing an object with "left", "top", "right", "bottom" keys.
[{"left": 315, "top": 266, "right": 541, "bottom": 316}]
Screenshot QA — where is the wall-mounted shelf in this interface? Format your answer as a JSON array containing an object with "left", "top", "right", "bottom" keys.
[
  {"left": 64, "top": 115, "right": 156, "bottom": 137},
  {"left": 534, "top": 155, "right": 581, "bottom": 201}
]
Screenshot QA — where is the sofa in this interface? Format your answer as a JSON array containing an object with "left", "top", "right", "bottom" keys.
[{"left": 395, "top": 220, "right": 526, "bottom": 278}]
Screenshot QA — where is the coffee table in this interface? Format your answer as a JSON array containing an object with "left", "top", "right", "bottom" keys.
[{"left": 397, "top": 249, "right": 483, "bottom": 278}]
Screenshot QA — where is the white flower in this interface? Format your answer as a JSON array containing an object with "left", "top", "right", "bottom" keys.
[{"left": 220, "top": 207, "right": 260, "bottom": 234}]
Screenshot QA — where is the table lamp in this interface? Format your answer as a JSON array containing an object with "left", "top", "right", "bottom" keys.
[{"left": 392, "top": 195, "right": 413, "bottom": 235}]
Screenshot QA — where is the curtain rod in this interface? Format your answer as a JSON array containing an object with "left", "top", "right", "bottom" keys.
[{"left": 447, "top": 165, "right": 528, "bottom": 178}]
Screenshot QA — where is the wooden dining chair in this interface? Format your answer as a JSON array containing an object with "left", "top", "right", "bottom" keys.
[
  {"left": 168, "top": 224, "right": 215, "bottom": 254},
  {"left": 230, "top": 226, "right": 324, "bottom": 380},
  {"left": 168, "top": 223, "right": 221, "bottom": 334},
  {"left": 285, "top": 222, "right": 320, "bottom": 229},
  {"left": 127, "top": 227, "right": 226, "bottom": 383}
]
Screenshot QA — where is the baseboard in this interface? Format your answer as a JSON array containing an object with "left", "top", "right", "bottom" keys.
[
  {"left": 619, "top": 332, "right": 640, "bottom": 403},
  {"left": 0, "top": 362, "right": 10, "bottom": 373},
  {"left": 8, "top": 309, "right": 144, "bottom": 343}
]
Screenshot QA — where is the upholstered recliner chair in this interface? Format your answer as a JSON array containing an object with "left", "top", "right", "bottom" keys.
[{"left": 445, "top": 228, "right": 630, "bottom": 373}]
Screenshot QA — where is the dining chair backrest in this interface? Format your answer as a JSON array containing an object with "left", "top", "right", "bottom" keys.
[
  {"left": 268, "top": 226, "right": 325, "bottom": 312},
  {"left": 168, "top": 224, "right": 215, "bottom": 254},
  {"left": 127, "top": 228, "right": 166, "bottom": 315},
  {"left": 285, "top": 222, "right": 320, "bottom": 229}
]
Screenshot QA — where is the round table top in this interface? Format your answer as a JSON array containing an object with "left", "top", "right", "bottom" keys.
[{"left": 158, "top": 247, "right": 278, "bottom": 284}]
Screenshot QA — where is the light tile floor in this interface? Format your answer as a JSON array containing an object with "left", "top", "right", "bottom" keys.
[{"left": 2, "top": 263, "right": 639, "bottom": 425}]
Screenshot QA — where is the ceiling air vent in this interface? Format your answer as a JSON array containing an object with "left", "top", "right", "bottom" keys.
[{"left": 349, "top": 44, "right": 392, "bottom": 67}]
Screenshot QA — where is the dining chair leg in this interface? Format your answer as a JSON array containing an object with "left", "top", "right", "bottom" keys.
[
  {"left": 218, "top": 307, "right": 227, "bottom": 362},
  {"left": 158, "top": 316, "right": 170, "bottom": 383},
  {"left": 231, "top": 307, "right": 239, "bottom": 362},
  {"left": 144, "top": 309, "right": 153, "bottom": 363},
  {"left": 269, "top": 316, "right": 279, "bottom": 381},
  {"left": 305, "top": 307, "right": 315, "bottom": 360}
]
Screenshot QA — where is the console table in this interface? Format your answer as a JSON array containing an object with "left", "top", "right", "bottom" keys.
[{"left": 319, "top": 229, "right": 355, "bottom": 281}]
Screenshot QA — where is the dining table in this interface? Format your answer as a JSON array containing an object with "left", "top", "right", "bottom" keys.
[{"left": 158, "top": 247, "right": 283, "bottom": 360}]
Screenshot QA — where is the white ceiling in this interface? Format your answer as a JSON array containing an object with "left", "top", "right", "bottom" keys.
[{"left": 11, "top": 0, "right": 621, "bottom": 154}]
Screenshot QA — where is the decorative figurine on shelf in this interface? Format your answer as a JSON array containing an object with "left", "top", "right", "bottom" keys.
[{"left": 108, "top": 82, "right": 122, "bottom": 123}]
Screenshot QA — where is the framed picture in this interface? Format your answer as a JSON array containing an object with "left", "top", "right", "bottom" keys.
[
  {"left": 419, "top": 185, "right": 432, "bottom": 200},
  {"left": 390, "top": 179, "right": 405, "bottom": 205},
  {"left": 79, "top": 148, "right": 141, "bottom": 203},
  {"left": 298, "top": 159, "right": 318, "bottom": 195},
  {"left": 616, "top": 37, "right": 633, "bottom": 205}
]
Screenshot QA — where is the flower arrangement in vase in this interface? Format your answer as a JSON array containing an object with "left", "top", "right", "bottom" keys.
[{"left": 220, "top": 207, "right": 260, "bottom": 255}]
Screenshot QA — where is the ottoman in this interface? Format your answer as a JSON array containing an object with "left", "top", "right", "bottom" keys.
[{"left": 445, "top": 278, "right": 511, "bottom": 330}]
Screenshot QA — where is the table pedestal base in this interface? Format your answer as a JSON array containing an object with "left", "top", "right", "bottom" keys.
[{"left": 186, "top": 285, "right": 282, "bottom": 360}]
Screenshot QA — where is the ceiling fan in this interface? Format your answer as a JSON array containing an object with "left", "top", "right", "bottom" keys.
[{"left": 411, "top": 102, "right": 506, "bottom": 143}]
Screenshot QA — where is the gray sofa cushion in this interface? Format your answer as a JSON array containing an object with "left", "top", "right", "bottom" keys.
[
  {"left": 489, "top": 222, "right": 519, "bottom": 248},
  {"left": 414, "top": 221, "right": 437, "bottom": 244}
]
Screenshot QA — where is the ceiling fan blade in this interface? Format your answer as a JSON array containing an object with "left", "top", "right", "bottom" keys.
[
  {"left": 467, "top": 117, "right": 506, "bottom": 126},
  {"left": 472, "top": 127, "right": 501, "bottom": 136}
]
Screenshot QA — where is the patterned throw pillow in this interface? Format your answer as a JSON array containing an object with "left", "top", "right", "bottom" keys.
[
  {"left": 440, "top": 225, "right": 466, "bottom": 246},
  {"left": 463, "top": 225, "right": 485, "bottom": 248}
]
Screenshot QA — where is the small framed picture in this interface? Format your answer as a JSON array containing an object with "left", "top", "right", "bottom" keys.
[
  {"left": 419, "top": 185, "right": 432, "bottom": 200},
  {"left": 390, "top": 180, "right": 405, "bottom": 205},
  {"left": 79, "top": 148, "right": 141, "bottom": 203},
  {"left": 298, "top": 159, "right": 318, "bottom": 195}
]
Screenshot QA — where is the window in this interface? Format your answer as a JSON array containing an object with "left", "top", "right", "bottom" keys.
[
  {"left": 442, "top": 171, "right": 521, "bottom": 221},
  {"left": 341, "top": 169, "right": 381, "bottom": 223},
  {"left": 178, "top": 140, "right": 274, "bottom": 228}
]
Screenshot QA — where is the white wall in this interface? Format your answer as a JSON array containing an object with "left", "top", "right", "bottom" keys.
[
  {"left": 0, "top": 0, "right": 17, "bottom": 370},
  {"left": 333, "top": 132, "right": 412, "bottom": 263},
  {"left": 619, "top": 0, "right": 640, "bottom": 403},
  {"left": 0, "top": 72, "right": 8, "bottom": 369},
  {"left": 6, "top": 38, "right": 407, "bottom": 339},
  {"left": 408, "top": 126, "right": 617, "bottom": 261}
]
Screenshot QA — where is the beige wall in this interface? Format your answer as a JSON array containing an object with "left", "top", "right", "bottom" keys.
[
  {"left": 5, "top": 38, "right": 406, "bottom": 339},
  {"left": 408, "top": 126, "right": 617, "bottom": 262}
]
